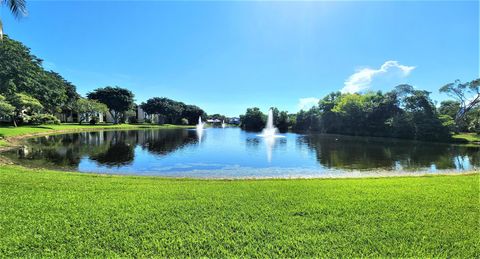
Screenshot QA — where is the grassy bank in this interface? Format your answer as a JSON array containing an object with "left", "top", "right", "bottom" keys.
[
  {"left": 453, "top": 132, "right": 480, "bottom": 143},
  {"left": 0, "top": 123, "right": 191, "bottom": 147},
  {"left": 0, "top": 166, "right": 477, "bottom": 257}
]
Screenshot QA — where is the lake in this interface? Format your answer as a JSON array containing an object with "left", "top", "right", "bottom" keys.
[{"left": 4, "top": 128, "right": 479, "bottom": 178}]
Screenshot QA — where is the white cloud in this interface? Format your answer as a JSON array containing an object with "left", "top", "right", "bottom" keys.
[
  {"left": 341, "top": 60, "right": 415, "bottom": 93},
  {"left": 298, "top": 97, "right": 319, "bottom": 110}
]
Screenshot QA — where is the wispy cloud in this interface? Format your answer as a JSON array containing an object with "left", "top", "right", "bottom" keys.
[
  {"left": 298, "top": 97, "right": 319, "bottom": 110},
  {"left": 341, "top": 61, "right": 415, "bottom": 93}
]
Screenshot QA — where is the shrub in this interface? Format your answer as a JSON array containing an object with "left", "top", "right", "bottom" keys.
[
  {"left": 180, "top": 118, "right": 189, "bottom": 125},
  {"left": 439, "top": 114, "right": 456, "bottom": 132},
  {"left": 89, "top": 116, "right": 99, "bottom": 125},
  {"left": 144, "top": 118, "right": 152, "bottom": 124},
  {"left": 29, "top": 114, "right": 61, "bottom": 125},
  {"left": 128, "top": 116, "right": 138, "bottom": 124}
]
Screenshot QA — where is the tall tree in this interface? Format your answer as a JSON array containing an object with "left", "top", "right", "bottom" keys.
[
  {"left": 74, "top": 98, "right": 108, "bottom": 124},
  {"left": 0, "top": 36, "right": 74, "bottom": 113},
  {"left": 440, "top": 78, "right": 480, "bottom": 124},
  {"left": 277, "top": 111, "right": 290, "bottom": 133},
  {"left": 87, "top": 86, "right": 134, "bottom": 124},
  {"left": 140, "top": 97, "right": 185, "bottom": 124},
  {"left": 8, "top": 92, "right": 43, "bottom": 127},
  {"left": 240, "top": 107, "right": 265, "bottom": 131},
  {"left": 0, "top": 0, "right": 27, "bottom": 40},
  {"left": 182, "top": 105, "right": 206, "bottom": 125},
  {"left": 0, "top": 94, "right": 14, "bottom": 122}
]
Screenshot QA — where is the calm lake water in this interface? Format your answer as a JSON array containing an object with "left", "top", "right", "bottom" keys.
[{"left": 4, "top": 128, "right": 479, "bottom": 178}]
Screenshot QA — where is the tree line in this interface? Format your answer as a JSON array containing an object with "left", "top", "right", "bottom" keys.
[
  {"left": 0, "top": 36, "right": 207, "bottom": 126},
  {"left": 240, "top": 81, "right": 480, "bottom": 142},
  {"left": 1, "top": 35, "right": 478, "bottom": 142}
]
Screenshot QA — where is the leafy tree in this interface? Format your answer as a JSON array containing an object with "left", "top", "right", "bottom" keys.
[
  {"left": 74, "top": 98, "right": 108, "bottom": 124},
  {"left": 295, "top": 107, "right": 322, "bottom": 132},
  {"left": 332, "top": 93, "right": 367, "bottom": 134},
  {"left": 0, "top": 0, "right": 27, "bottom": 40},
  {"left": 8, "top": 92, "right": 43, "bottom": 127},
  {"left": 0, "top": 36, "right": 75, "bottom": 113},
  {"left": 180, "top": 118, "right": 189, "bottom": 125},
  {"left": 182, "top": 105, "right": 206, "bottom": 125},
  {"left": 29, "top": 114, "right": 60, "bottom": 125},
  {"left": 293, "top": 85, "right": 451, "bottom": 141},
  {"left": 37, "top": 71, "right": 69, "bottom": 114},
  {"left": 400, "top": 87, "right": 450, "bottom": 140},
  {"left": 438, "top": 100, "right": 467, "bottom": 131},
  {"left": 440, "top": 78, "right": 480, "bottom": 124},
  {"left": 140, "top": 97, "right": 185, "bottom": 124},
  {"left": 0, "top": 35, "right": 43, "bottom": 96},
  {"left": 0, "top": 94, "right": 14, "bottom": 121},
  {"left": 288, "top": 113, "right": 297, "bottom": 130},
  {"left": 87, "top": 86, "right": 135, "bottom": 124},
  {"left": 467, "top": 107, "right": 480, "bottom": 133},
  {"left": 124, "top": 109, "right": 137, "bottom": 124},
  {"left": 277, "top": 111, "right": 289, "bottom": 132},
  {"left": 318, "top": 92, "right": 342, "bottom": 133},
  {"left": 319, "top": 92, "right": 342, "bottom": 112},
  {"left": 240, "top": 107, "right": 265, "bottom": 131}
]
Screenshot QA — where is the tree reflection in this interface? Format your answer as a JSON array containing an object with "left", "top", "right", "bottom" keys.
[
  {"left": 90, "top": 142, "right": 134, "bottom": 167},
  {"left": 139, "top": 129, "right": 196, "bottom": 155},
  {"left": 301, "top": 134, "right": 480, "bottom": 170},
  {"left": 6, "top": 129, "right": 196, "bottom": 169}
]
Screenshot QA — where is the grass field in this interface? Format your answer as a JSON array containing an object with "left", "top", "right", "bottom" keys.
[
  {"left": 0, "top": 166, "right": 478, "bottom": 257},
  {"left": 0, "top": 123, "right": 191, "bottom": 147}
]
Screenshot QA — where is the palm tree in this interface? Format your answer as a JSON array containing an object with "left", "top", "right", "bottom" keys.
[{"left": 0, "top": 0, "right": 27, "bottom": 40}]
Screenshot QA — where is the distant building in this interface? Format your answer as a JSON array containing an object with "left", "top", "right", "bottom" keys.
[
  {"left": 229, "top": 117, "right": 240, "bottom": 125},
  {"left": 56, "top": 105, "right": 151, "bottom": 124},
  {"left": 207, "top": 119, "right": 222, "bottom": 123}
]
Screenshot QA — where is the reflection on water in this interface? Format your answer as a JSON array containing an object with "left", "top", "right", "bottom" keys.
[
  {"left": 299, "top": 134, "right": 480, "bottom": 171},
  {"left": 3, "top": 128, "right": 479, "bottom": 177},
  {"left": 196, "top": 128, "right": 205, "bottom": 143}
]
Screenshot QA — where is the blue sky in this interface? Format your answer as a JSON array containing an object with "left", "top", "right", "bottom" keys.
[{"left": 1, "top": 1, "right": 478, "bottom": 116}]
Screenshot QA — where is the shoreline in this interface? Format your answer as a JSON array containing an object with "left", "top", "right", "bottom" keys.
[
  {"left": 0, "top": 164, "right": 477, "bottom": 181},
  {"left": 0, "top": 124, "right": 193, "bottom": 151},
  {"left": 0, "top": 125, "right": 478, "bottom": 179}
]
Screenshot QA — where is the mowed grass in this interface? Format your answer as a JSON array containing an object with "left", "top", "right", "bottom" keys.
[
  {"left": 453, "top": 132, "right": 480, "bottom": 143},
  {"left": 0, "top": 166, "right": 478, "bottom": 257}
]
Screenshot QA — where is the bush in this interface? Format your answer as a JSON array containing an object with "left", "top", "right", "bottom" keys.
[
  {"left": 128, "top": 116, "right": 138, "bottom": 124},
  {"left": 29, "top": 114, "right": 61, "bottom": 125},
  {"left": 89, "top": 116, "right": 99, "bottom": 125},
  {"left": 144, "top": 118, "right": 152, "bottom": 124},
  {"left": 180, "top": 118, "right": 189, "bottom": 125}
]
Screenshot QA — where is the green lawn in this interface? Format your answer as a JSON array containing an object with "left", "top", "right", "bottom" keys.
[
  {"left": 0, "top": 123, "right": 191, "bottom": 146},
  {"left": 453, "top": 132, "right": 480, "bottom": 143},
  {"left": 0, "top": 166, "right": 478, "bottom": 257}
]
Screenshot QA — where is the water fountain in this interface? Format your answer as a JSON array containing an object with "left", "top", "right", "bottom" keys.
[
  {"left": 260, "top": 109, "right": 281, "bottom": 137},
  {"left": 196, "top": 116, "right": 204, "bottom": 131},
  {"left": 221, "top": 120, "right": 226, "bottom": 128},
  {"left": 196, "top": 116, "right": 205, "bottom": 142},
  {"left": 259, "top": 109, "right": 284, "bottom": 162}
]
